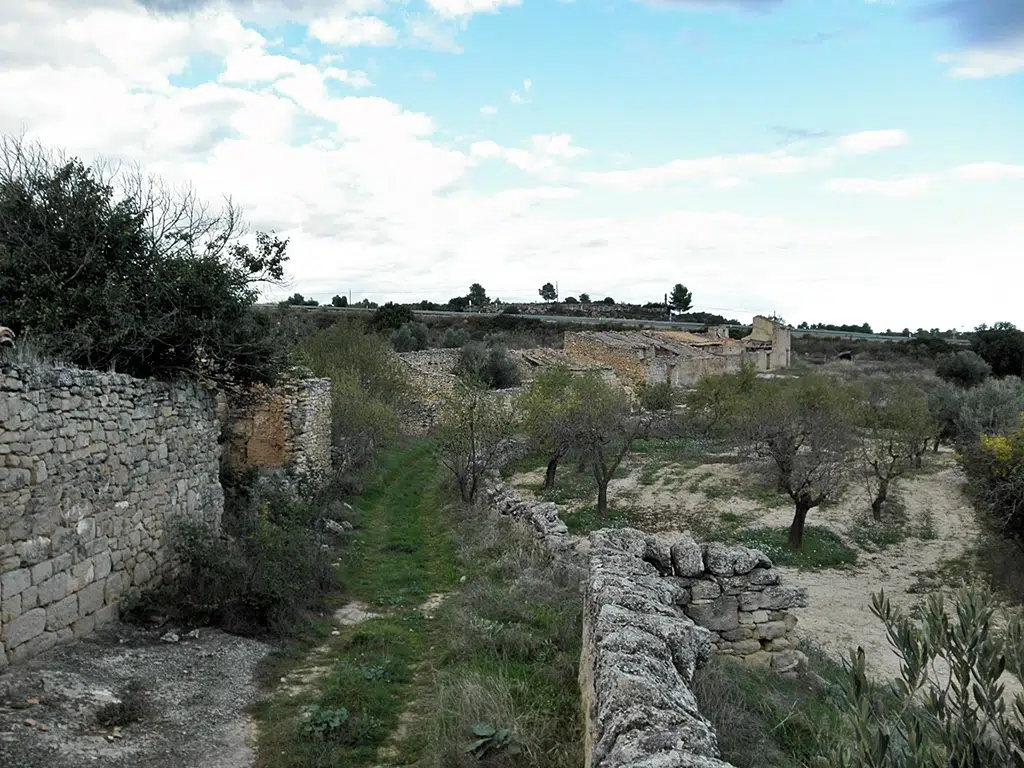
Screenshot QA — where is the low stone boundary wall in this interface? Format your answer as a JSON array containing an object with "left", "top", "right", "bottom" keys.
[{"left": 482, "top": 479, "right": 808, "bottom": 768}]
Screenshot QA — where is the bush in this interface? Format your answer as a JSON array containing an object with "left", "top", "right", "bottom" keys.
[
  {"left": 371, "top": 302, "right": 415, "bottom": 332},
  {"left": 953, "top": 376, "right": 1024, "bottom": 441},
  {"left": 637, "top": 380, "right": 676, "bottom": 412},
  {"left": 935, "top": 350, "right": 991, "bottom": 388},
  {"left": 144, "top": 471, "right": 338, "bottom": 635},
  {"left": 300, "top": 320, "right": 410, "bottom": 473},
  {"left": 441, "top": 327, "right": 470, "bottom": 348},
  {"left": 959, "top": 422, "right": 1024, "bottom": 543},
  {"left": 501, "top": 305, "right": 521, "bottom": 315},
  {"left": 456, "top": 342, "right": 521, "bottom": 390},
  {"left": 831, "top": 584, "right": 1024, "bottom": 767},
  {"left": 0, "top": 134, "right": 290, "bottom": 386},
  {"left": 973, "top": 325, "right": 1024, "bottom": 378},
  {"left": 391, "top": 321, "right": 428, "bottom": 352}
]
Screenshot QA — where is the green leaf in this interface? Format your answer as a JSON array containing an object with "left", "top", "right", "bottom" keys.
[{"left": 472, "top": 723, "right": 496, "bottom": 737}]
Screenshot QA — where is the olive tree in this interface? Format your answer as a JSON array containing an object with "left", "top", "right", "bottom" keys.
[
  {"left": 435, "top": 382, "right": 516, "bottom": 503},
  {"left": 832, "top": 583, "right": 1024, "bottom": 768},
  {"left": 738, "top": 374, "right": 856, "bottom": 549},
  {"left": 571, "top": 373, "right": 651, "bottom": 515},
  {"left": 857, "top": 380, "right": 934, "bottom": 519},
  {"left": 517, "top": 365, "right": 580, "bottom": 490}
]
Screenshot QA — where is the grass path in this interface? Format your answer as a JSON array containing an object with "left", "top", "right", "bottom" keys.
[{"left": 252, "top": 442, "right": 459, "bottom": 768}]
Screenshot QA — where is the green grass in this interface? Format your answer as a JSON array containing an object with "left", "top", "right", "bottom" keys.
[
  {"left": 252, "top": 442, "right": 460, "bottom": 767},
  {"left": 693, "top": 645, "right": 853, "bottom": 768},
  {"left": 560, "top": 504, "right": 643, "bottom": 535},
  {"left": 730, "top": 526, "right": 858, "bottom": 570},
  {"left": 849, "top": 508, "right": 910, "bottom": 553}
]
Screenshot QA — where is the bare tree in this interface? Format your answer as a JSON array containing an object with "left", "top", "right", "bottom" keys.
[{"left": 739, "top": 374, "right": 856, "bottom": 549}]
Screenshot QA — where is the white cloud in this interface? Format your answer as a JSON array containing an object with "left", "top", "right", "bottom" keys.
[
  {"left": 823, "top": 175, "right": 934, "bottom": 198},
  {"left": 954, "top": 162, "right": 1024, "bottom": 181},
  {"left": 937, "top": 47, "right": 1024, "bottom": 79},
  {"left": 833, "top": 129, "right": 908, "bottom": 155},
  {"left": 0, "top": 1, "right": 1020, "bottom": 331},
  {"left": 425, "top": 0, "right": 521, "bottom": 19},
  {"left": 510, "top": 78, "right": 532, "bottom": 104},
  {"left": 480, "top": 105, "right": 498, "bottom": 115},
  {"left": 308, "top": 14, "right": 399, "bottom": 46}
]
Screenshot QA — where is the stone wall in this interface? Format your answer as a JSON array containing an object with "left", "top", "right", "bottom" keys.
[
  {"left": 221, "top": 372, "right": 332, "bottom": 476},
  {"left": 0, "top": 363, "right": 224, "bottom": 670},
  {"left": 483, "top": 480, "right": 808, "bottom": 768}
]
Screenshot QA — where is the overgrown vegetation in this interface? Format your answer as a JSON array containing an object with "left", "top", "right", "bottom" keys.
[
  {"left": 456, "top": 341, "right": 522, "bottom": 389},
  {"left": 0, "top": 132, "right": 290, "bottom": 386}
]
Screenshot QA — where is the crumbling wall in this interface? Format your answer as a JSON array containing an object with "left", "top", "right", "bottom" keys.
[
  {"left": 0, "top": 363, "right": 223, "bottom": 670},
  {"left": 563, "top": 334, "right": 648, "bottom": 387},
  {"left": 222, "top": 373, "right": 332, "bottom": 476}
]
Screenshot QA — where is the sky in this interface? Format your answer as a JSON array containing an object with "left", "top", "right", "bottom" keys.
[{"left": 0, "top": 0, "right": 1021, "bottom": 331}]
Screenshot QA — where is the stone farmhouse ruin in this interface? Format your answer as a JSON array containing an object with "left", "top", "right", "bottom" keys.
[{"left": 563, "top": 315, "right": 792, "bottom": 389}]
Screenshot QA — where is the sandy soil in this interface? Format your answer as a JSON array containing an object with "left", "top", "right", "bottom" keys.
[{"left": 509, "top": 449, "right": 997, "bottom": 683}]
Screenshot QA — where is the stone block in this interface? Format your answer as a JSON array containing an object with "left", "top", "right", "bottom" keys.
[
  {"left": 761, "top": 585, "right": 808, "bottom": 610},
  {"left": 94, "top": 551, "right": 112, "bottom": 580},
  {"left": 686, "top": 595, "right": 740, "bottom": 632},
  {"left": 72, "top": 613, "right": 96, "bottom": 639},
  {"left": 5, "top": 607, "right": 46, "bottom": 649},
  {"left": 748, "top": 567, "right": 781, "bottom": 586},
  {"left": 732, "top": 639, "right": 763, "bottom": 655},
  {"left": 768, "top": 637, "right": 791, "bottom": 651},
  {"left": 16, "top": 536, "right": 51, "bottom": 566},
  {"left": 10, "top": 630, "right": 58, "bottom": 664},
  {"left": 691, "top": 580, "right": 722, "bottom": 600},
  {"left": 670, "top": 535, "right": 704, "bottom": 577},
  {"left": 37, "top": 571, "right": 68, "bottom": 606},
  {"left": 105, "top": 571, "right": 130, "bottom": 602},
  {"left": 720, "top": 626, "right": 754, "bottom": 642},
  {"left": 21, "top": 585, "right": 37, "bottom": 610},
  {"left": 733, "top": 547, "right": 770, "bottom": 575},
  {"left": 94, "top": 602, "right": 119, "bottom": 628},
  {"left": 78, "top": 579, "right": 106, "bottom": 616},
  {"left": 756, "top": 621, "right": 787, "bottom": 640},
  {"left": 744, "top": 650, "right": 773, "bottom": 668},
  {"left": 30, "top": 559, "right": 53, "bottom": 585},
  {"left": 1, "top": 594, "right": 21, "bottom": 624},
  {"left": 45, "top": 594, "right": 79, "bottom": 631},
  {"left": 0, "top": 567, "right": 30, "bottom": 598},
  {"left": 703, "top": 542, "right": 736, "bottom": 576},
  {"left": 745, "top": 609, "right": 770, "bottom": 623},
  {"left": 772, "top": 649, "right": 807, "bottom": 675}
]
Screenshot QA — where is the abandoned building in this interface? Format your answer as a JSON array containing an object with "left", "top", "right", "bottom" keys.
[{"left": 562, "top": 315, "right": 792, "bottom": 389}]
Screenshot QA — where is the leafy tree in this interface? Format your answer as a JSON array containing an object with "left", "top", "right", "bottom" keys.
[
  {"left": 685, "top": 365, "right": 758, "bottom": 437},
  {"left": 468, "top": 282, "right": 490, "bottom": 308},
  {"left": 857, "top": 381, "right": 933, "bottom": 519},
  {"left": 669, "top": 283, "right": 693, "bottom": 312},
  {"left": 926, "top": 381, "right": 961, "bottom": 452},
  {"left": 973, "top": 325, "right": 1024, "bottom": 378},
  {"left": 331, "top": 294, "right": 347, "bottom": 307},
  {"left": 456, "top": 342, "right": 521, "bottom": 389},
  {"left": 371, "top": 302, "right": 415, "bottom": 332},
  {"left": 517, "top": 366, "right": 580, "bottom": 490},
  {"left": 539, "top": 282, "right": 558, "bottom": 302},
  {"left": 737, "top": 374, "right": 856, "bottom": 548},
  {"left": 579, "top": 293, "right": 591, "bottom": 304},
  {"left": 0, "top": 133, "right": 289, "bottom": 386},
  {"left": 936, "top": 350, "right": 991, "bottom": 388},
  {"left": 572, "top": 373, "right": 651, "bottom": 515},
  {"left": 435, "top": 382, "right": 516, "bottom": 502},
  {"left": 601, "top": 296, "right": 615, "bottom": 305},
  {"left": 282, "top": 293, "right": 318, "bottom": 306},
  {"left": 832, "top": 584, "right": 1024, "bottom": 768},
  {"left": 447, "top": 295, "right": 471, "bottom": 311},
  {"left": 563, "top": 296, "right": 578, "bottom": 304},
  {"left": 637, "top": 380, "right": 677, "bottom": 412}
]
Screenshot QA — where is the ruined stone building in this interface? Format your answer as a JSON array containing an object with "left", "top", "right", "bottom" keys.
[{"left": 562, "top": 315, "right": 792, "bottom": 389}]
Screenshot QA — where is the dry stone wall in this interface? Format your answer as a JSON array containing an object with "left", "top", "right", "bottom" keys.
[
  {"left": 0, "top": 363, "right": 223, "bottom": 670},
  {"left": 483, "top": 479, "right": 808, "bottom": 768}
]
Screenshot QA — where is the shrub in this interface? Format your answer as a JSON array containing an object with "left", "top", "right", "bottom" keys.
[
  {"left": 935, "top": 350, "right": 991, "bottom": 388},
  {"left": 953, "top": 376, "right": 1024, "bottom": 441},
  {"left": 456, "top": 342, "right": 521, "bottom": 390},
  {"left": 831, "top": 584, "right": 1024, "bottom": 768},
  {"left": 973, "top": 325, "right": 1024, "bottom": 378},
  {"left": 637, "top": 380, "right": 676, "bottom": 412},
  {"left": 391, "top": 321, "right": 428, "bottom": 352},
  {"left": 501, "top": 305, "right": 521, "bottom": 315},
  {"left": 371, "top": 302, "right": 415, "bottom": 332},
  {"left": 151, "top": 471, "right": 338, "bottom": 636},
  {"left": 959, "top": 422, "right": 1024, "bottom": 543},
  {"left": 441, "top": 327, "right": 470, "bottom": 348},
  {"left": 300, "top": 320, "right": 410, "bottom": 473},
  {"left": 0, "top": 133, "right": 290, "bottom": 386}
]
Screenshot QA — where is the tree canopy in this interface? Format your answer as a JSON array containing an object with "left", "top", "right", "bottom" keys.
[
  {"left": 669, "top": 283, "right": 693, "bottom": 312},
  {"left": 539, "top": 282, "right": 558, "bottom": 302},
  {"left": 0, "top": 133, "right": 289, "bottom": 386}
]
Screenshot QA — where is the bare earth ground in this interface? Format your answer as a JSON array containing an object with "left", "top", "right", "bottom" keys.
[
  {"left": 0, "top": 623, "right": 269, "bottom": 767},
  {"left": 510, "top": 449, "right": 996, "bottom": 683}
]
